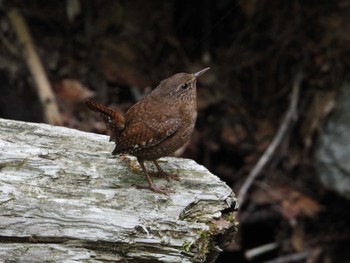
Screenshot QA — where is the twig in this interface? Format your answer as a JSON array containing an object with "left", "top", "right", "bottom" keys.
[
  {"left": 237, "top": 73, "right": 303, "bottom": 208},
  {"left": 0, "top": 31, "right": 18, "bottom": 55},
  {"left": 245, "top": 242, "right": 278, "bottom": 260},
  {"left": 7, "top": 9, "right": 62, "bottom": 125},
  {"left": 263, "top": 251, "right": 309, "bottom": 263}
]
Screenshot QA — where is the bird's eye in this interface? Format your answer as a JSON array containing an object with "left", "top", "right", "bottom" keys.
[{"left": 181, "top": 83, "right": 189, "bottom": 89}]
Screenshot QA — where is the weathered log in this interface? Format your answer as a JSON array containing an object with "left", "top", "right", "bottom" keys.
[{"left": 0, "top": 118, "right": 237, "bottom": 262}]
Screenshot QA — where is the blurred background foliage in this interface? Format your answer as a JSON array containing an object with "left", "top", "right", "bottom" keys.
[{"left": 0, "top": 1, "right": 350, "bottom": 262}]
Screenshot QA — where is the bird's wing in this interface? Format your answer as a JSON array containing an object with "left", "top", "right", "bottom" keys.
[{"left": 113, "top": 117, "right": 181, "bottom": 155}]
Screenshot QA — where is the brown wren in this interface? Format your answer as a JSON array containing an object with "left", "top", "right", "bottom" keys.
[{"left": 85, "top": 67, "right": 210, "bottom": 194}]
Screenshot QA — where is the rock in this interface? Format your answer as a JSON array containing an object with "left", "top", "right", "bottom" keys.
[{"left": 314, "top": 78, "right": 350, "bottom": 200}]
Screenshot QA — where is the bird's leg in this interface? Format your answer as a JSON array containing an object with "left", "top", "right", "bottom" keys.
[
  {"left": 136, "top": 159, "right": 172, "bottom": 195},
  {"left": 152, "top": 160, "right": 180, "bottom": 181}
]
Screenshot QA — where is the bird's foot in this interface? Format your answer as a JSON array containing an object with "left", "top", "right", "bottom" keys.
[
  {"left": 149, "top": 171, "right": 180, "bottom": 181},
  {"left": 135, "top": 184, "right": 175, "bottom": 195}
]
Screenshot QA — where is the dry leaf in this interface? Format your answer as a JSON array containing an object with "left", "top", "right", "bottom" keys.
[
  {"left": 54, "top": 79, "right": 95, "bottom": 102},
  {"left": 281, "top": 191, "right": 324, "bottom": 220}
]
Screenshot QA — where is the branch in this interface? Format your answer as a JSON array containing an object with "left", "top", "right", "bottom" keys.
[
  {"left": 7, "top": 8, "right": 62, "bottom": 125},
  {"left": 237, "top": 73, "right": 303, "bottom": 207},
  {"left": 264, "top": 251, "right": 309, "bottom": 263}
]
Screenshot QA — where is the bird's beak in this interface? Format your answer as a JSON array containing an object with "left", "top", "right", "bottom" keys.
[{"left": 193, "top": 67, "right": 210, "bottom": 78}]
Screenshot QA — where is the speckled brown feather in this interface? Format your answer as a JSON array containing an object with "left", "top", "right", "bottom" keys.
[
  {"left": 85, "top": 67, "right": 210, "bottom": 194},
  {"left": 112, "top": 117, "right": 181, "bottom": 155},
  {"left": 85, "top": 99, "right": 125, "bottom": 141}
]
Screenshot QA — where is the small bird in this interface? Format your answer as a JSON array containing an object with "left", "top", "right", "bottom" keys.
[{"left": 85, "top": 67, "right": 210, "bottom": 194}]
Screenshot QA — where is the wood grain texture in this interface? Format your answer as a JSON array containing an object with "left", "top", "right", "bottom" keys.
[{"left": 0, "top": 118, "right": 237, "bottom": 262}]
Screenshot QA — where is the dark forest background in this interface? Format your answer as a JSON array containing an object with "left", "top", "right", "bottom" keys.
[{"left": 1, "top": 1, "right": 350, "bottom": 262}]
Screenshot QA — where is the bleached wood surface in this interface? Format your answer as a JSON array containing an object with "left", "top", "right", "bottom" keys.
[{"left": 0, "top": 118, "right": 237, "bottom": 262}]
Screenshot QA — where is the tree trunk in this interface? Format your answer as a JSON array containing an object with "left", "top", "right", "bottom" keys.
[{"left": 0, "top": 118, "right": 237, "bottom": 262}]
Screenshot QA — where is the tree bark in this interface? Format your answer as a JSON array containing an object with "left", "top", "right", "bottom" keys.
[{"left": 0, "top": 118, "right": 237, "bottom": 262}]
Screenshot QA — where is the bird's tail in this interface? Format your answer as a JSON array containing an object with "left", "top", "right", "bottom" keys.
[{"left": 84, "top": 99, "right": 125, "bottom": 142}]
